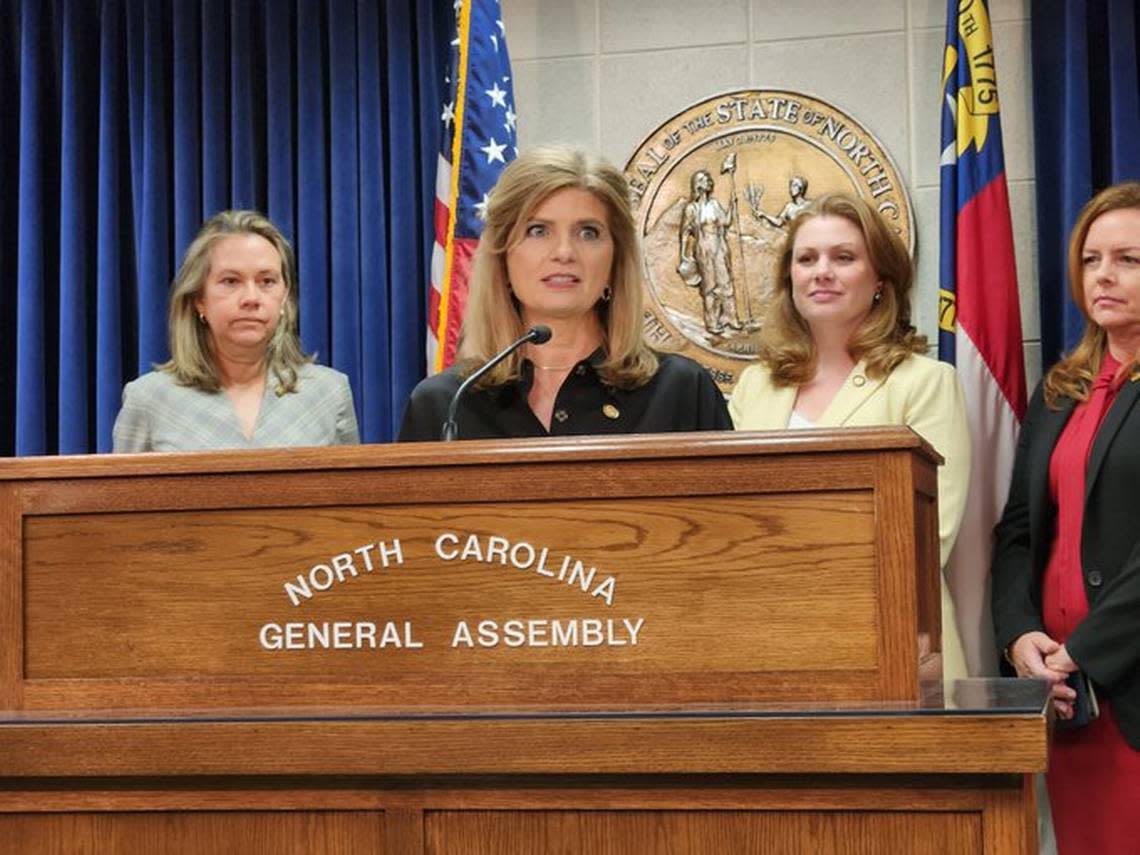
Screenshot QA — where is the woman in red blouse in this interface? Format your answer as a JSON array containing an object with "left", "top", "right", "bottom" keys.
[{"left": 992, "top": 182, "right": 1140, "bottom": 852}]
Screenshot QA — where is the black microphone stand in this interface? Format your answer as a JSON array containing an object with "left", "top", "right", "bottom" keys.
[{"left": 440, "top": 325, "right": 552, "bottom": 441}]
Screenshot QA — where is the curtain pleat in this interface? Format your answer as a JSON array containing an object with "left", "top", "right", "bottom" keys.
[
  {"left": 295, "top": 0, "right": 330, "bottom": 364},
  {"left": 15, "top": 0, "right": 51, "bottom": 454},
  {"left": 94, "top": 0, "right": 128, "bottom": 452},
  {"left": 1106, "top": 0, "right": 1140, "bottom": 178},
  {"left": 328, "top": 0, "right": 362, "bottom": 402},
  {"left": 172, "top": 0, "right": 201, "bottom": 257},
  {"left": 1032, "top": 0, "right": 1140, "bottom": 367},
  {"left": 387, "top": 0, "right": 420, "bottom": 434},
  {"left": 2, "top": 0, "right": 450, "bottom": 454},
  {"left": 229, "top": 0, "right": 257, "bottom": 209},
  {"left": 409, "top": 0, "right": 447, "bottom": 407},
  {"left": 0, "top": 2, "right": 19, "bottom": 445},
  {"left": 136, "top": 1, "right": 171, "bottom": 374},
  {"left": 356, "top": 0, "right": 388, "bottom": 442},
  {"left": 58, "top": 0, "right": 96, "bottom": 453},
  {"left": 200, "top": 0, "right": 228, "bottom": 217},
  {"left": 264, "top": 6, "right": 295, "bottom": 244}
]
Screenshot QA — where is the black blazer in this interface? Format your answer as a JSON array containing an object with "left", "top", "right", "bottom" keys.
[{"left": 992, "top": 376, "right": 1140, "bottom": 748}]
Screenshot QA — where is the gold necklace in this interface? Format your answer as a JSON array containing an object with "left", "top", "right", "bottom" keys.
[{"left": 532, "top": 362, "right": 577, "bottom": 371}]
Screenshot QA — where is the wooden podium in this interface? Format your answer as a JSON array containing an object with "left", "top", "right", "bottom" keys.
[{"left": 0, "top": 430, "right": 1046, "bottom": 853}]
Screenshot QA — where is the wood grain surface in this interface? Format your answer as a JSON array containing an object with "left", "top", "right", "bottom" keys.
[
  {"left": 0, "top": 713, "right": 1047, "bottom": 777},
  {"left": 0, "top": 811, "right": 386, "bottom": 855},
  {"left": 0, "top": 772, "right": 1037, "bottom": 854},
  {"left": 0, "top": 431, "right": 1037, "bottom": 854},
  {"left": 23, "top": 493, "right": 876, "bottom": 676},
  {"left": 0, "top": 428, "right": 940, "bottom": 481},
  {"left": 2, "top": 430, "right": 939, "bottom": 710},
  {"left": 423, "top": 809, "right": 980, "bottom": 855}
]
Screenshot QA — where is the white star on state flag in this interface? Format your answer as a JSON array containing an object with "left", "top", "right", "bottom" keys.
[
  {"left": 496, "top": 19, "right": 505, "bottom": 35},
  {"left": 490, "top": 34, "right": 499, "bottom": 52},
  {"left": 481, "top": 137, "right": 507, "bottom": 164},
  {"left": 441, "top": 101, "right": 455, "bottom": 127},
  {"left": 504, "top": 105, "right": 516, "bottom": 133},
  {"left": 484, "top": 81, "right": 508, "bottom": 109}
]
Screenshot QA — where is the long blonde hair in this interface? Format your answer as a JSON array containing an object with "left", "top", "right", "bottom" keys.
[
  {"left": 1043, "top": 181, "right": 1140, "bottom": 408},
  {"left": 758, "top": 192, "right": 926, "bottom": 386},
  {"left": 159, "top": 210, "right": 310, "bottom": 393},
  {"left": 458, "top": 145, "right": 658, "bottom": 388}
]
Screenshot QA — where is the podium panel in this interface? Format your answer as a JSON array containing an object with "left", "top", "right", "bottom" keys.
[
  {"left": 0, "top": 679, "right": 1048, "bottom": 855},
  {"left": 0, "top": 431, "right": 1043, "bottom": 853},
  {"left": 3, "top": 429, "right": 939, "bottom": 710}
]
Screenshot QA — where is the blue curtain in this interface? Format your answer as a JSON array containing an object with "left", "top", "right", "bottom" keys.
[
  {"left": 1031, "top": 0, "right": 1140, "bottom": 369},
  {"left": 1, "top": 0, "right": 451, "bottom": 454}
]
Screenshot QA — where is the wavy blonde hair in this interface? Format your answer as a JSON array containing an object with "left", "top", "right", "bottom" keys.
[
  {"left": 159, "top": 210, "right": 310, "bottom": 394},
  {"left": 457, "top": 145, "right": 658, "bottom": 388},
  {"left": 758, "top": 192, "right": 926, "bottom": 386},
  {"left": 1043, "top": 181, "right": 1140, "bottom": 408}
]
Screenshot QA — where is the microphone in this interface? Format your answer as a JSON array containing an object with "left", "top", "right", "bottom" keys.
[{"left": 440, "top": 325, "right": 552, "bottom": 441}]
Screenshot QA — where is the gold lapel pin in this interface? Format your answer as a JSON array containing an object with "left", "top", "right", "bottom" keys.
[{"left": 602, "top": 403, "right": 620, "bottom": 420}]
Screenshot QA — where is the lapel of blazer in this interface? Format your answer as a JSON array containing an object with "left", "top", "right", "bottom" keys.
[
  {"left": 1029, "top": 397, "right": 1075, "bottom": 547},
  {"left": 1086, "top": 377, "right": 1140, "bottom": 500},
  {"left": 819, "top": 360, "right": 883, "bottom": 426}
]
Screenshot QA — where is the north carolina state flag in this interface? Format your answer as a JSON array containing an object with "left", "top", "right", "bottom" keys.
[{"left": 937, "top": 0, "right": 1027, "bottom": 675}]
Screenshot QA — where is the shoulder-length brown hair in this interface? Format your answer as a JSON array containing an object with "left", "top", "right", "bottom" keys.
[
  {"left": 159, "top": 210, "right": 310, "bottom": 394},
  {"left": 1043, "top": 181, "right": 1140, "bottom": 408},
  {"left": 757, "top": 192, "right": 926, "bottom": 386},
  {"left": 457, "top": 144, "right": 658, "bottom": 388}
]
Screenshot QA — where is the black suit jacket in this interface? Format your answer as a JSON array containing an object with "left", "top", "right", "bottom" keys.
[{"left": 992, "top": 376, "right": 1140, "bottom": 748}]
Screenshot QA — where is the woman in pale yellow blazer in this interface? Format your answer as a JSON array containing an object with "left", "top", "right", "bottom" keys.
[{"left": 729, "top": 192, "right": 970, "bottom": 681}]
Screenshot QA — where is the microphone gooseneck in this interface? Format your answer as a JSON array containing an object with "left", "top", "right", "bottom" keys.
[{"left": 440, "top": 325, "right": 552, "bottom": 441}]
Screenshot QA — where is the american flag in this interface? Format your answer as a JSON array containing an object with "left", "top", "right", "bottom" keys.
[
  {"left": 428, "top": 0, "right": 518, "bottom": 373},
  {"left": 938, "top": 0, "right": 1027, "bottom": 676}
]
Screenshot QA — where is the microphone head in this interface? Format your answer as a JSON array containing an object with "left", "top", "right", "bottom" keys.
[{"left": 528, "top": 324, "right": 553, "bottom": 345}]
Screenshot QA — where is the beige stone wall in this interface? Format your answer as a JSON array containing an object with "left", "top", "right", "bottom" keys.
[{"left": 504, "top": 0, "right": 1041, "bottom": 388}]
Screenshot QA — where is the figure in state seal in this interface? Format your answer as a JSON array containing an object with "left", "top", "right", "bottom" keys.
[{"left": 678, "top": 169, "right": 742, "bottom": 335}]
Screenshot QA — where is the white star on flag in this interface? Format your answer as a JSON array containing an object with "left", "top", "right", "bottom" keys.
[
  {"left": 481, "top": 137, "right": 507, "bottom": 164},
  {"left": 485, "top": 81, "right": 508, "bottom": 108},
  {"left": 473, "top": 192, "right": 491, "bottom": 221},
  {"left": 430, "top": 0, "right": 520, "bottom": 373}
]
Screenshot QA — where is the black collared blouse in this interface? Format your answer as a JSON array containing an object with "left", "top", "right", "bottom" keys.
[{"left": 397, "top": 352, "right": 731, "bottom": 441}]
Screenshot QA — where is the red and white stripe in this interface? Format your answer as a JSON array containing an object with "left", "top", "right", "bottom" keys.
[{"left": 426, "top": 153, "right": 452, "bottom": 373}]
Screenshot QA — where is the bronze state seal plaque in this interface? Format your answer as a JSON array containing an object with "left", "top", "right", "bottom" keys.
[{"left": 624, "top": 89, "right": 913, "bottom": 391}]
